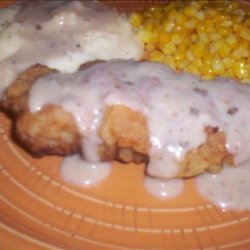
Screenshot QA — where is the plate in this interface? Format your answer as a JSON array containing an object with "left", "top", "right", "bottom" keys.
[{"left": 0, "top": 1, "right": 250, "bottom": 249}]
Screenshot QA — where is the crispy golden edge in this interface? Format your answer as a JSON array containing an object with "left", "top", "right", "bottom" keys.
[
  {"left": 2, "top": 64, "right": 56, "bottom": 115},
  {"left": 177, "top": 127, "right": 234, "bottom": 178},
  {"left": 16, "top": 104, "right": 82, "bottom": 156}
]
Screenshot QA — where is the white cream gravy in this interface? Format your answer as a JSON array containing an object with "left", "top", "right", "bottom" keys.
[
  {"left": 195, "top": 164, "right": 250, "bottom": 211},
  {"left": 144, "top": 177, "right": 184, "bottom": 199},
  {"left": 0, "top": 0, "right": 143, "bottom": 99},
  {"left": 28, "top": 60, "right": 250, "bottom": 210},
  {"left": 61, "top": 154, "right": 111, "bottom": 187}
]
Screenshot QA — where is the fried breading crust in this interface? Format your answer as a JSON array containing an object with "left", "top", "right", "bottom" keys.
[
  {"left": 16, "top": 104, "right": 82, "bottom": 156},
  {"left": 1, "top": 64, "right": 234, "bottom": 178},
  {"left": 2, "top": 64, "right": 56, "bottom": 115},
  {"left": 99, "top": 106, "right": 233, "bottom": 177}
]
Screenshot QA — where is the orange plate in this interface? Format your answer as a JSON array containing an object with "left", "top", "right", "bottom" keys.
[{"left": 0, "top": 1, "right": 250, "bottom": 249}]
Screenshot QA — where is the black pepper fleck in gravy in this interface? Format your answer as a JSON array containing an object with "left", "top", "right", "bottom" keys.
[
  {"left": 227, "top": 107, "right": 239, "bottom": 115},
  {"left": 50, "top": 42, "right": 56, "bottom": 48},
  {"left": 35, "top": 24, "right": 42, "bottom": 30},
  {"left": 190, "top": 107, "right": 200, "bottom": 116},
  {"left": 179, "top": 141, "right": 189, "bottom": 148},
  {"left": 1, "top": 20, "right": 9, "bottom": 28},
  {"left": 193, "top": 87, "right": 208, "bottom": 97},
  {"left": 124, "top": 81, "right": 133, "bottom": 85}
]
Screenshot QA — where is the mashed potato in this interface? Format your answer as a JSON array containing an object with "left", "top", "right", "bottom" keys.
[{"left": 0, "top": 0, "right": 143, "bottom": 99}]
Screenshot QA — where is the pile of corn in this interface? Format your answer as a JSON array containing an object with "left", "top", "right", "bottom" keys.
[{"left": 130, "top": 0, "right": 250, "bottom": 83}]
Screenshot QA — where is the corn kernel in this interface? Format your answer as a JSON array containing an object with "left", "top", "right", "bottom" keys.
[
  {"left": 233, "top": 60, "right": 249, "bottom": 79},
  {"left": 216, "top": 13, "right": 227, "bottom": 21},
  {"left": 164, "top": 56, "right": 176, "bottom": 70},
  {"left": 205, "top": 9, "right": 217, "bottom": 18},
  {"left": 233, "top": 8, "right": 245, "bottom": 17},
  {"left": 203, "top": 19, "right": 214, "bottom": 33},
  {"left": 143, "top": 18, "right": 155, "bottom": 31},
  {"left": 198, "top": 32, "right": 209, "bottom": 43},
  {"left": 145, "top": 43, "right": 156, "bottom": 52},
  {"left": 162, "top": 20, "right": 175, "bottom": 32},
  {"left": 190, "top": 1, "right": 202, "bottom": 11},
  {"left": 210, "top": 32, "right": 221, "bottom": 41},
  {"left": 186, "top": 50, "right": 195, "bottom": 61},
  {"left": 221, "top": 20, "right": 233, "bottom": 27},
  {"left": 184, "top": 18, "right": 197, "bottom": 29},
  {"left": 227, "top": 1, "right": 239, "bottom": 11},
  {"left": 183, "top": 6, "right": 197, "bottom": 17},
  {"left": 175, "top": 13, "right": 188, "bottom": 25},
  {"left": 244, "top": 18, "right": 250, "bottom": 27},
  {"left": 217, "top": 27, "right": 231, "bottom": 36},
  {"left": 203, "top": 55, "right": 213, "bottom": 67},
  {"left": 191, "top": 43, "right": 205, "bottom": 58},
  {"left": 162, "top": 42, "right": 176, "bottom": 55},
  {"left": 152, "top": 8, "right": 163, "bottom": 19},
  {"left": 173, "top": 24, "right": 185, "bottom": 32},
  {"left": 187, "top": 64, "right": 200, "bottom": 75},
  {"left": 177, "top": 60, "right": 189, "bottom": 70},
  {"left": 158, "top": 31, "right": 171, "bottom": 47},
  {"left": 193, "top": 58, "right": 203, "bottom": 69},
  {"left": 222, "top": 58, "right": 234, "bottom": 69},
  {"left": 211, "top": 57, "right": 224, "bottom": 74},
  {"left": 178, "top": 43, "right": 189, "bottom": 53},
  {"left": 137, "top": 29, "right": 157, "bottom": 43},
  {"left": 196, "top": 11, "right": 205, "bottom": 20},
  {"left": 226, "top": 34, "right": 238, "bottom": 48},
  {"left": 209, "top": 40, "right": 223, "bottom": 54},
  {"left": 232, "top": 48, "right": 247, "bottom": 60},
  {"left": 174, "top": 50, "right": 185, "bottom": 62},
  {"left": 168, "top": 9, "right": 179, "bottom": 22},
  {"left": 224, "top": 70, "right": 234, "bottom": 78},
  {"left": 195, "top": 22, "right": 205, "bottom": 33},
  {"left": 240, "top": 29, "right": 250, "bottom": 41},
  {"left": 149, "top": 50, "right": 164, "bottom": 62},
  {"left": 191, "top": 34, "right": 198, "bottom": 42},
  {"left": 171, "top": 33, "right": 182, "bottom": 45},
  {"left": 219, "top": 44, "right": 231, "bottom": 57},
  {"left": 129, "top": 13, "right": 144, "bottom": 27}
]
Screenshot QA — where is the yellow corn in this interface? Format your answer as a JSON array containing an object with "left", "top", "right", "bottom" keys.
[
  {"left": 130, "top": 0, "right": 250, "bottom": 83},
  {"left": 191, "top": 43, "right": 205, "bottom": 58},
  {"left": 149, "top": 50, "right": 165, "bottom": 63},
  {"left": 129, "top": 12, "right": 144, "bottom": 27}
]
